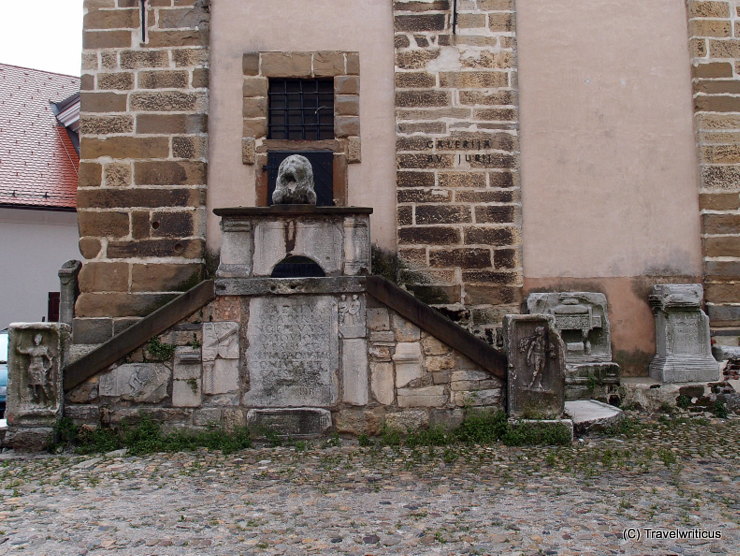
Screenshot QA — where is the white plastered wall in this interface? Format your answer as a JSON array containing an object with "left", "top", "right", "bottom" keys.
[{"left": 0, "top": 208, "right": 80, "bottom": 329}]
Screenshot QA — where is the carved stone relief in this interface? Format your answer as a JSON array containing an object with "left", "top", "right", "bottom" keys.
[{"left": 503, "top": 314, "right": 566, "bottom": 419}]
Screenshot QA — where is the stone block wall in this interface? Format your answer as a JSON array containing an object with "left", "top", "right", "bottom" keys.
[
  {"left": 688, "top": 0, "right": 740, "bottom": 328},
  {"left": 393, "top": 0, "right": 522, "bottom": 337},
  {"left": 75, "top": 0, "right": 210, "bottom": 342},
  {"left": 65, "top": 291, "right": 502, "bottom": 436}
]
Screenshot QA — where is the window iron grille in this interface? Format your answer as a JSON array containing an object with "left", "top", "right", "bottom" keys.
[{"left": 268, "top": 78, "right": 334, "bottom": 140}]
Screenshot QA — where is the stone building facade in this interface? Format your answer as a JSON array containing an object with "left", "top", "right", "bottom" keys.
[
  {"left": 74, "top": 0, "right": 738, "bottom": 378},
  {"left": 688, "top": 0, "right": 740, "bottom": 328},
  {"left": 76, "top": 0, "right": 209, "bottom": 341}
]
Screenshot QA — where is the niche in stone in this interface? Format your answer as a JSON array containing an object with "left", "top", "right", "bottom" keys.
[
  {"left": 271, "top": 255, "right": 325, "bottom": 278},
  {"left": 267, "top": 151, "right": 334, "bottom": 206}
]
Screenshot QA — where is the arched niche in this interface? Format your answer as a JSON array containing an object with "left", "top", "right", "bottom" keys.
[{"left": 270, "top": 255, "right": 325, "bottom": 278}]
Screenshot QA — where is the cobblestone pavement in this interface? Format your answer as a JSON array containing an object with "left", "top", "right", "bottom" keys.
[{"left": 0, "top": 415, "right": 737, "bottom": 555}]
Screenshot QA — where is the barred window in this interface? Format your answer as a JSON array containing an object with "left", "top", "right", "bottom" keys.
[{"left": 268, "top": 78, "right": 334, "bottom": 140}]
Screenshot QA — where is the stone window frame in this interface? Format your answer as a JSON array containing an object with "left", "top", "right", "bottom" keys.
[{"left": 241, "top": 51, "right": 361, "bottom": 207}]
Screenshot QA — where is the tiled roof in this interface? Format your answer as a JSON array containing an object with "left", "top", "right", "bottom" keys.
[{"left": 0, "top": 63, "right": 80, "bottom": 210}]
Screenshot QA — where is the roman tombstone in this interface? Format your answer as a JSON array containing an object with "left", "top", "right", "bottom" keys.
[
  {"left": 526, "top": 292, "right": 619, "bottom": 398},
  {"left": 6, "top": 322, "right": 70, "bottom": 450},
  {"left": 649, "top": 284, "right": 720, "bottom": 383},
  {"left": 503, "top": 314, "right": 566, "bottom": 419},
  {"left": 244, "top": 295, "right": 339, "bottom": 407}
]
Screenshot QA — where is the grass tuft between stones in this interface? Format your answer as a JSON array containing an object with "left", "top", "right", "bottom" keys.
[
  {"left": 378, "top": 409, "right": 570, "bottom": 448},
  {"left": 51, "top": 417, "right": 252, "bottom": 455}
]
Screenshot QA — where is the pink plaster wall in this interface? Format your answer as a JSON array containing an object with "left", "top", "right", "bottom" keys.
[
  {"left": 517, "top": 0, "right": 702, "bottom": 280},
  {"left": 207, "top": 0, "right": 396, "bottom": 254}
]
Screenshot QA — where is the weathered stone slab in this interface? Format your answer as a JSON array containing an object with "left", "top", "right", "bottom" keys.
[
  {"left": 202, "top": 322, "right": 240, "bottom": 394},
  {"left": 451, "top": 388, "right": 502, "bottom": 407},
  {"left": 391, "top": 312, "right": 421, "bottom": 341},
  {"left": 246, "top": 408, "right": 332, "bottom": 437},
  {"left": 217, "top": 220, "right": 253, "bottom": 278},
  {"left": 367, "top": 307, "right": 390, "bottom": 331},
  {"left": 385, "top": 409, "right": 428, "bottom": 431},
  {"left": 397, "top": 385, "right": 446, "bottom": 407},
  {"left": 244, "top": 296, "right": 339, "bottom": 407},
  {"left": 343, "top": 216, "right": 370, "bottom": 275},
  {"left": 99, "top": 363, "right": 170, "bottom": 403},
  {"left": 334, "top": 407, "right": 384, "bottom": 436},
  {"left": 215, "top": 276, "right": 366, "bottom": 297},
  {"left": 394, "top": 342, "right": 423, "bottom": 387},
  {"left": 342, "top": 338, "right": 368, "bottom": 405},
  {"left": 503, "top": 314, "right": 566, "bottom": 419},
  {"left": 7, "top": 323, "right": 70, "bottom": 429},
  {"left": 370, "top": 362, "right": 394, "bottom": 405},
  {"left": 564, "top": 399, "right": 623, "bottom": 435},
  {"left": 649, "top": 284, "right": 720, "bottom": 383}
]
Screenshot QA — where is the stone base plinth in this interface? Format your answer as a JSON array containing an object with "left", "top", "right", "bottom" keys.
[
  {"left": 246, "top": 408, "right": 332, "bottom": 438},
  {"left": 649, "top": 356, "right": 720, "bottom": 383},
  {"left": 3, "top": 427, "right": 55, "bottom": 451},
  {"left": 565, "top": 362, "right": 620, "bottom": 400}
]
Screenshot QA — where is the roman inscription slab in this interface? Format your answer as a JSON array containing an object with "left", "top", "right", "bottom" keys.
[{"left": 244, "top": 296, "right": 339, "bottom": 407}]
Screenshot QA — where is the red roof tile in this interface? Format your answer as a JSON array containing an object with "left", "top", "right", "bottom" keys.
[{"left": 0, "top": 63, "right": 80, "bottom": 210}]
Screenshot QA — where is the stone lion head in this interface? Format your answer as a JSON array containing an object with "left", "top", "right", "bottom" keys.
[{"left": 272, "top": 154, "right": 317, "bottom": 205}]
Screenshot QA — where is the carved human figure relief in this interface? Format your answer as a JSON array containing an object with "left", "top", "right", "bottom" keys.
[
  {"left": 16, "top": 333, "right": 53, "bottom": 404},
  {"left": 272, "top": 154, "right": 317, "bottom": 205},
  {"left": 338, "top": 294, "right": 361, "bottom": 326},
  {"left": 128, "top": 366, "right": 148, "bottom": 397},
  {"left": 518, "top": 326, "right": 555, "bottom": 391}
]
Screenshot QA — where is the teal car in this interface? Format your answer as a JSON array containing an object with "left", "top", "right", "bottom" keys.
[{"left": 0, "top": 329, "right": 7, "bottom": 417}]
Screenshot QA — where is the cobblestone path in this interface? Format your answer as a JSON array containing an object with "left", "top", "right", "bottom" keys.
[{"left": 0, "top": 415, "right": 737, "bottom": 555}]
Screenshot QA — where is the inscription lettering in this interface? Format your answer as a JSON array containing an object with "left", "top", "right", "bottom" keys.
[{"left": 246, "top": 296, "right": 338, "bottom": 407}]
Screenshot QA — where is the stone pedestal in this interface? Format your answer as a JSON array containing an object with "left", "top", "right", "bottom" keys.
[
  {"left": 58, "top": 260, "right": 81, "bottom": 326},
  {"left": 6, "top": 323, "right": 70, "bottom": 450},
  {"left": 649, "top": 284, "right": 720, "bottom": 383},
  {"left": 503, "top": 314, "right": 566, "bottom": 419}
]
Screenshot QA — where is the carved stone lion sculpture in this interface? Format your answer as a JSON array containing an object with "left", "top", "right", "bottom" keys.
[{"left": 272, "top": 154, "right": 317, "bottom": 205}]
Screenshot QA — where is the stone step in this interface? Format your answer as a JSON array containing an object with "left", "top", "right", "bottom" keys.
[{"left": 564, "top": 399, "right": 623, "bottom": 435}]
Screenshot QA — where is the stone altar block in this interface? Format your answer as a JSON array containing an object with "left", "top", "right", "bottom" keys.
[
  {"left": 503, "top": 314, "right": 566, "bottom": 419},
  {"left": 6, "top": 323, "right": 70, "bottom": 450},
  {"left": 214, "top": 206, "right": 372, "bottom": 279},
  {"left": 526, "top": 292, "right": 619, "bottom": 398},
  {"left": 649, "top": 284, "right": 719, "bottom": 383},
  {"left": 243, "top": 295, "right": 339, "bottom": 407}
]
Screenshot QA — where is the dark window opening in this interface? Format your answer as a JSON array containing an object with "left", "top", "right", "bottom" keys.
[
  {"left": 268, "top": 78, "right": 334, "bottom": 140},
  {"left": 271, "top": 256, "right": 326, "bottom": 278},
  {"left": 47, "top": 292, "right": 60, "bottom": 323},
  {"left": 267, "top": 150, "right": 335, "bottom": 206}
]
